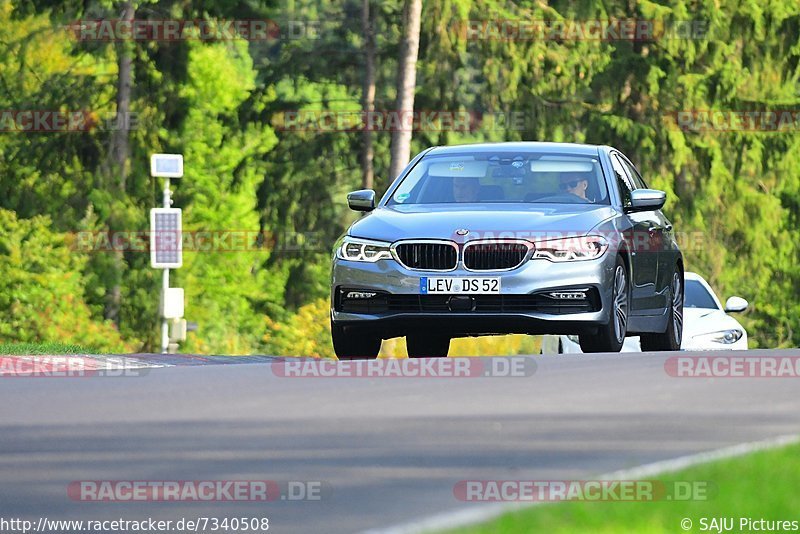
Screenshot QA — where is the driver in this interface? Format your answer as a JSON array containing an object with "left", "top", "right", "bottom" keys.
[
  {"left": 558, "top": 172, "right": 590, "bottom": 200},
  {"left": 452, "top": 176, "right": 480, "bottom": 202}
]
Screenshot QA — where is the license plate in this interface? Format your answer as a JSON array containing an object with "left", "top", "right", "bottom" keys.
[{"left": 420, "top": 277, "right": 501, "bottom": 294}]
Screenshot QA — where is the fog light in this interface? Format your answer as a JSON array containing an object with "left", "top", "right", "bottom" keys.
[
  {"left": 547, "top": 291, "right": 587, "bottom": 300},
  {"left": 345, "top": 291, "right": 378, "bottom": 299}
]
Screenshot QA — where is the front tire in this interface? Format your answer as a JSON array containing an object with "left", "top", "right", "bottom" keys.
[
  {"left": 406, "top": 334, "right": 450, "bottom": 358},
  {"left": 579, "top": 256, "right": 629, "bottom": 353},
  {"left": 331, "top": 321, "right": 381, "bottom": 360},
  {"left": 640, "top": 267, "right": 684, "bottom": 351}
]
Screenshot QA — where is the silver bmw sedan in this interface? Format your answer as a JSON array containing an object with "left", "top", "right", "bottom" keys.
[{"left": 331, "top": 142, "right": 683, "bottom": 359}]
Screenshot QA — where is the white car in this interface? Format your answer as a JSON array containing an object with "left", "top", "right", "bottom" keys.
[{"left": 543, "top": 272, "right": 748, "bottom": 353}]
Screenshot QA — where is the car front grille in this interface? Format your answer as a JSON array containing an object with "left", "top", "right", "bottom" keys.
[
  {"left": 393, "top": 240, "right": 530, "bottom": 271},
  {"left": 394, "top": 242, "right": 458, "bottom": 271},
  {"left": 463, "top": 242, "right": 530, "bottom": 271},
  {"left": 337, "top": 289, "right": 600, "bottom": 315}
]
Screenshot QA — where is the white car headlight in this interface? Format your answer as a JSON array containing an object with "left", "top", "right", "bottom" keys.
[
  {"left": 531, "top": 235, "right": 609, "bottom": 262},
  {"left": 337, "top": 237, "right": 393, "bottom": 262},
  {"left": 693, "top": 329, "right": 744, "bottom": 344}
]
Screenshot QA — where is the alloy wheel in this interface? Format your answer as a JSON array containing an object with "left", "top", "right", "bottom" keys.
[
  {"left": 672, "top": 271, "right": 684, "bottom": 346},
  {"left": 613, "top": 265, "right": 628, "bottom": 343}
]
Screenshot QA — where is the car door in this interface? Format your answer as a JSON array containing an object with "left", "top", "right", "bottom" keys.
[
  {"left": 617, "top": 153, "right": 675, "bottom": 311},
  {"left": 609, "top": 153, "right": 659, "bottom": 314},
  {"left": 615, "top": 152, "right": 667, "bottom": 313}
]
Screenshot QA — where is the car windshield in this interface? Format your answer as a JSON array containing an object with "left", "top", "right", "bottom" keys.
[
  {"left": 387, "top": 151, "right": 610, "bottom": 205},
  {"left": 685, "top": 280, "right": 719, "bottom": 309}
]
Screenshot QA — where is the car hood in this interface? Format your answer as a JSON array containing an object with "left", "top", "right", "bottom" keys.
[
  {"left": 683, "top": 307, "right": 745, "bottom": 338},
  {"left": 349, "top": 203, "right": 617, "bottom": 242}
]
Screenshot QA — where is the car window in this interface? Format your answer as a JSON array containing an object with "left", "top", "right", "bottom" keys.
[
  {"left": 685, "top": 280, "right": 720, "bottom": 309},
  {"left": 618, "top": 155, "right": 648, "bottom": 189},
  {"left": 387, "top": 151, "right": 610, "bottom": 205},
  {"left": 610, "top": 154, "right": 633, "bottom": 208}
]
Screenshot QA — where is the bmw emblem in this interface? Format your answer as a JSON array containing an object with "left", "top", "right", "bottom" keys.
[{"left": 455, "top": 228, "right": 469, "bottom": 236}]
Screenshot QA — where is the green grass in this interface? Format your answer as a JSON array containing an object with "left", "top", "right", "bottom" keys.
[
  {"left": 451, "top": 442, "right": 800, "bottom": 534},
  {"left": 0, "top": 342, "right": 99, "bottom": 355}
]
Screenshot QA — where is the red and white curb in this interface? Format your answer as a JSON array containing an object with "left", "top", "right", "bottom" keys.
[
  {"left": 0, "top": 354, "right": 281, "bottom": 376},
  {"left": 0, "top": 355, "right": 172, "bottom": 376}
]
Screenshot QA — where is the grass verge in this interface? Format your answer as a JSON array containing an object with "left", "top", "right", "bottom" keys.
[
  {"left": 0, "top": 342, "right": 99, "bottom": 355},
  {"left": 451, "top": 441, "right": 800, "bottom": 533}
]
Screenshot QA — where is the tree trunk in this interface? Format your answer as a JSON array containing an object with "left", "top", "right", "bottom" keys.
[
  {"left": 361, "top": 0, "right": 376, "bottom": 190},
  {"left": 387, "top": 0, "right": 422, "bottom": 183},
  {"left": 110, "top": 0, "right": 134, "bottom": 192},
  {"left": 105, "top": 0, "right": 134, "bottom": 325}
]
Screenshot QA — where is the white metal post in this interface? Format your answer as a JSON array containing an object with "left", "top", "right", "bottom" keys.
[
  {"left": 161, "top": 177, "right": 171, "bottom": 354},
  {"left": 151, "top": 154, "right": 183, "bottom": 355},
  {"left": 161, "top": 267, "right": 169, "bottom": 354}
]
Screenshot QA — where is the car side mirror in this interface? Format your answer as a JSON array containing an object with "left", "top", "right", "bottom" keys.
[
  {"left": 347, "top": 189, "right": 376, "bottom": 212},
  {"left": 724, "top": 296, "right": 748, "bottom": 313},
  {"left": 626, "top": 189, "right": 666, "bottom": 212}
]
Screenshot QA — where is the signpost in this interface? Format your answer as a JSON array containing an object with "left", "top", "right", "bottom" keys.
[{"left": 150, "top": 154, "right": 184, "bottom": 354}]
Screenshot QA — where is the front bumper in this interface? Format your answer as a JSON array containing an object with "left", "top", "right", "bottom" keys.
[{"left": 330, "top": 252, "right": 617, "bottom": 338}]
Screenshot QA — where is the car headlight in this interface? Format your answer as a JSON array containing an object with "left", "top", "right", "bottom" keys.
[
  {"left": 531, "top": 235, "right": 609, "bottom": 262},
  {"left": 337, "top": 236, "right": 393, "bottom": 262},
  {"left": 693, "top": 329, "right": 744, "bottom": 344}
]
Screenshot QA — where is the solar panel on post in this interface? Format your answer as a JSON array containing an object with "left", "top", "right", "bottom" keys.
[{"left": 150, "top": 208, "right": 182, "bottom": 268}]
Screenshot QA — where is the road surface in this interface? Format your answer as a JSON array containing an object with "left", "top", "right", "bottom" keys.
[{"left": 1, "top": 350, "right": 798, "bottom": 533}]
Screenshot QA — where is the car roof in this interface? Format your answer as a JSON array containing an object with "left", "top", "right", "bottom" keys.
[{"left": 426, "top": 142, "right": 605, "bottom": 156}]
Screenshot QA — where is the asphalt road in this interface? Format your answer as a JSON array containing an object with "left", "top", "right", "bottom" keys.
[{"left": 1, "top": 350, "right": 799, "bottom": 533}]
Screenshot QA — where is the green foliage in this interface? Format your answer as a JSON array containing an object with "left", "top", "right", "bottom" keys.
[
  {"left": 172, "top": 40, "right": 278, "bottom": 354},
  {"left": 1, "top": 0, "right": 799, "bottom": 353},
  {"left": 0, "top": 209, "right": 130, "bottom": 352},
  {"left": 262, "top": 298, "right": 333, "bottom": 357}
]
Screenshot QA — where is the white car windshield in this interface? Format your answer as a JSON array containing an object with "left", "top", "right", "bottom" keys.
[
  {"left": 388, "top": 152, "right": 610, "bottom": 205},
  {"left": 685, "top": 280, "right": 719, "bottom": 309}
]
